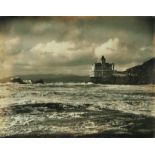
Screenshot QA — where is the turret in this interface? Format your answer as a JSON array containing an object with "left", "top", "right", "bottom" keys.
[{"left": 101, "top": 56, "right": 106, "bottom": 64}]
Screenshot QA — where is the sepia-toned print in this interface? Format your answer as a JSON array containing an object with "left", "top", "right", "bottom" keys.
[{"left": 0, "top": 17, "right": 154, "bottom": 137}]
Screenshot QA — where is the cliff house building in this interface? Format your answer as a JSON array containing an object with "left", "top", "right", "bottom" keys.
[{"left": 90, "top": 56, "right": 115, "bottom": 83}]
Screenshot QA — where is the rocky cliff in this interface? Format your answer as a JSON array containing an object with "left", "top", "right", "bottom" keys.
[{"left": 127, "top": 58, "right": 155, "bottom": 84}]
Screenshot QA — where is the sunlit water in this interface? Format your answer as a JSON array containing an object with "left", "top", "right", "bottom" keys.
[{"left": 0, "top": 83, "right": 155, "bottom": 137}]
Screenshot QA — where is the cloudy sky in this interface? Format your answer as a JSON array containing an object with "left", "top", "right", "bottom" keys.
[{"left": 0, "top": 16, "right": 154, "bottom": 78}]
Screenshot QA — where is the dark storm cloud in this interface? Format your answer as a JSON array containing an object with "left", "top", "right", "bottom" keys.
[
  {"left": 0, "top": 16, "right": 154, "bottom": 76},
  {"left": 1, "top": 16, "right": 153, "bottom": 42}
]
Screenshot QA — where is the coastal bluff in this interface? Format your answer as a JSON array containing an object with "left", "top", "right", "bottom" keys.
[{"left": 90, "top": 57, "right": 155, "bottom": 84}]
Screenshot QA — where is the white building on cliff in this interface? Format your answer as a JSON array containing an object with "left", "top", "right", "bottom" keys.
[{"left": 90, "top": 56, "right": 114, "bottom": 79}]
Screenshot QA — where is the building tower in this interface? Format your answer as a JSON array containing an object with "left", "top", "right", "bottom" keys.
[{"left": 101, "top": 56, "right": 106, "bottom": 64}]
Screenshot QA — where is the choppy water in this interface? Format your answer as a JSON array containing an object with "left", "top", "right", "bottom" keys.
[{"left": 0, "top": 83, "right": 155, "bottom": 137}]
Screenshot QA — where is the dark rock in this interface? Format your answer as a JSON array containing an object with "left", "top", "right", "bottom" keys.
[
  {"left": 33, "top": 79, "right": 44, "bottom": 84},
  {"left": 10, "top": 77, "right": 25, "bottom": 84}
]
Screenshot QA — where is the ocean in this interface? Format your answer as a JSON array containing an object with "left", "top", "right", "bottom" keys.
[{"left": 0, "top": 83, "right": 155, "bottom": 137}]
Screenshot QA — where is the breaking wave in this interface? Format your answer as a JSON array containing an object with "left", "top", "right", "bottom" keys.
[{"left": 0, "top": 83, "right": 155, "bottom": 137}]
